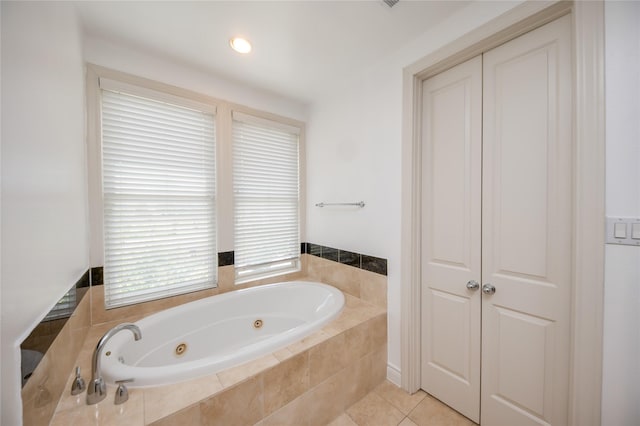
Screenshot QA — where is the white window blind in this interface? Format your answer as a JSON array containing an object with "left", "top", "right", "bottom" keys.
[
  {"left": 232, "top": 112, "right": 300, "bottom": 282},
  {"left": 44, "top": 287, "right": 77, "bottom": 321},
  {"left": 101, "top": 87, "right": 217, "bottom": 308}
]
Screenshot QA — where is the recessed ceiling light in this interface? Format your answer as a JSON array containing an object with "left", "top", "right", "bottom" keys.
[{"left": 229, "top": 37, "right": 252, "bottom": 54}]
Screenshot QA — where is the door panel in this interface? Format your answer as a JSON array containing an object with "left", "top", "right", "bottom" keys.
[
  {"left": 493, "top": 45, "right": 550, "bottom": 278},
  {"left": 481, "top": 14, "right": 572, "bottom": 426},
  {"left": 494, "top": 306, "right": 554, "bottom": 416},
  {"left": 429, "top": 289, "right": 473, "bottom": 382},
  {"left": 421, "top": 55, "right": 482, "bottom": 423}
]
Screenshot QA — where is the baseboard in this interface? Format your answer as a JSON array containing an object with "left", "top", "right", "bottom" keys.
[{"left": 386, "top": 363, "right": 401, "bottom": 386}]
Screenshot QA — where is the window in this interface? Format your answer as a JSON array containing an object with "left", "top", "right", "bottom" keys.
[
  {"left": 100, "top": 80, "right": 217, "bottom": 308},
  {"left": 232, "top": 112, "right": 301, "bottom": 282},
  {"left": 88, "top": 67, "right": 305, "bottom": 307}
]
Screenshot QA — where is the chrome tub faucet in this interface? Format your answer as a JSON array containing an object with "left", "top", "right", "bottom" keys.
[{"left": 86, "top": 323, "right": 141, "bottom": 405}]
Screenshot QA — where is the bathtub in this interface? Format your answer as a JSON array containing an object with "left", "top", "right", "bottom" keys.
[{"left": 100, "top": 281, "right": 344, "bottom": 387}]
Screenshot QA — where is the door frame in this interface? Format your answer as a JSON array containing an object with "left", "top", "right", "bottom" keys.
[{"left": 400, "top": 2, "right": 605, "bottom": 425}]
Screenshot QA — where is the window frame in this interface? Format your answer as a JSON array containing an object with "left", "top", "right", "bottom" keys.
[{"left": 87, "top": 64, "right": 306, "bottom": 308}]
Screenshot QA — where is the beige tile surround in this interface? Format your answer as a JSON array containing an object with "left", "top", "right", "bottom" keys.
[
  {"left": 51, "top": 295, "right": 386, "bottom": 425},
  {"left": 21, "top": 288, "right": 91, "bottom": 426},
  {"left": 37, "top": 253, "right": 387, "bottom": 425}
]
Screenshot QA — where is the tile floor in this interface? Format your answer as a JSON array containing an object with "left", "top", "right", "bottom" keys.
[{"left": 330, "top": 381, "right": 477, "bottom": 426}]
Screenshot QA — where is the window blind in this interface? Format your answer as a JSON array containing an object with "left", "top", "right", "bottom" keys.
[
  {"left": 44, "top": 287, "right": 77, "bottom": 321},
  {"left": 101, "top": 88, "right": 217, "bottom": 308},
  {"left": 232, "top": 112, "right": 300, "bottom": 282}
]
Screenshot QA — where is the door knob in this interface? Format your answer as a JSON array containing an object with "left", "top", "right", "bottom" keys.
[
  {"left": 482, "top": 283, "right": 496, "bottom": 295},
  {"left": 466, "top": 280, "right": 480, "bottom": 290}
]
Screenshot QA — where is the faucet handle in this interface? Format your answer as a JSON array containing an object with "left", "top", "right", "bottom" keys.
[
  {"left": 71, "top": 367, "right": 86, "bottom": 395},
  {"left": 114, "top": 379, "right": 134, "bottom": 405}
]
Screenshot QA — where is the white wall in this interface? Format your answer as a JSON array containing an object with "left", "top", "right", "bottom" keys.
[
  {"left": 0, "top": 2, "right": 88, "bottom": 424},
  {"left": 305, "top": 1, "right": 524, "bottom": 380},
  {"left": 602, "top": 2, "right": 640, "bottom": 425}
]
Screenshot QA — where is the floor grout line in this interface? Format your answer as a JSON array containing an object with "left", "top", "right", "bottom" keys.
[{"left": 340, "top": 380, "right": 476, "bottom": 426}]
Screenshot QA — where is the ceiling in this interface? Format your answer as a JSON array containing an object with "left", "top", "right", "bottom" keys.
[{"left": 75, "top": 1, "right": 472, "bottom": 104}]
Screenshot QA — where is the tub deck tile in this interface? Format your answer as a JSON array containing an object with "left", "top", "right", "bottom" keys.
[
  {"left": 321, "top": 294, "right": 385, "bottom": 337},
  {"left": 286, "top": 329, "right": 332, "bottom": 356},
  {"left": 143, "top": 372, "right": 224, "bottom": 424},
  {"left": 50, "top": 385, "right": 145, "bottom": 426},
  {"left": 305, "top": 370, "right": 347, "bottom": 425},
  {"left": 309, "top": 332, "right": 349, "bottom": 387},
  {"left": 149, "top": 404, "right": 201, "bottom": 426},
  {"left": 255, "top": 392, "right": 310, "bottom": 426},
  {"left": 217, "top": 354, "right": 280, "bottom": 388},
  {"left": 272, "top": 347, "right": 295, "bottom": 362},
  {"left": 199, "top": 375, "right": 264, "bottom": 426},
  {"left": 263, "top": 352, "right": 310, "bottom": 416}
]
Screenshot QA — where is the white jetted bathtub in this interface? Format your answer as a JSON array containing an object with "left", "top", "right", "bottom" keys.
[{"left": 101, "top": 281, "right": 344, "bottom": 387}]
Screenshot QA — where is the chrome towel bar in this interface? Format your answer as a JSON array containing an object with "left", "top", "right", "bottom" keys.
[{"left": 315, "top": 201, "right": 365, "bottom": 208}]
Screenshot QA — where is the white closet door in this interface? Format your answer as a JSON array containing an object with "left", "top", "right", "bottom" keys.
[
  {"left": 420, "top": 55, "right": 482, "bottom": 423},
  {"left": 481, "top": 14, "right": 572, "bottom": 426}
]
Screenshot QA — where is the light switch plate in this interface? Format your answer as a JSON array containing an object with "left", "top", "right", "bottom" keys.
[{"left": 606, "top": 217, "right": 640, "bottom": 246}]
